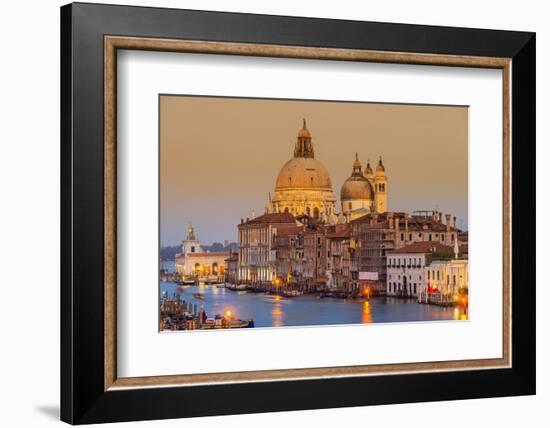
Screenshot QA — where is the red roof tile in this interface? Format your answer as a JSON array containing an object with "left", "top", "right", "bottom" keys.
[
  {"left": 388, "top": 241, "right": 453, "bottom": 254},
  {"left": 240, "top": 212, "right": 296, "bottom": 225}
]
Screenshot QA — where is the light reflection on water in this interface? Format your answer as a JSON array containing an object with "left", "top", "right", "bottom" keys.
[
  {"left": 362, "top": 301, "right": 372, "bottom": 324},
  {"left": 160, "top": 281, "right": 464, "bottom": 328},
  {"left": 159, "top": 261, "right": 466, "bottom": 328}
]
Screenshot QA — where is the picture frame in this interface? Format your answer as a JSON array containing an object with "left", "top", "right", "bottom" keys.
[{"left": 61, "top": 2, "right": 535, "bottom": 424}]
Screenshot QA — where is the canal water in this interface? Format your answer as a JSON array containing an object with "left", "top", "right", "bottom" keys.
[{"left": 160, "top": 261, "right": 463, "bottom": 328}]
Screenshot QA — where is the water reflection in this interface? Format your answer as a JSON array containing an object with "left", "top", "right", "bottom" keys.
[
  {"left": 362, "top": 301, "right": 372, "bottom": 323},
  {"left": 272, "top": 303, "right": 284, "bottom": 327},
  {"left": 160, "top": 280, "right": 462, "bottom": 328},
  {"left": 453, "top": 307, "right": 468, "bottom": 321}
]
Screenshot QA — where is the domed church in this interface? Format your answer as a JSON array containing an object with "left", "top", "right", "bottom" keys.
[
  {"left": 341, "top": 155, "right": 387, "bottom": 215},
  {"left": 267, "top": 120, "right": 388, "bottom": 221},
  {"left": 269, "top": 120, "right": 337, "bottom": 219}
]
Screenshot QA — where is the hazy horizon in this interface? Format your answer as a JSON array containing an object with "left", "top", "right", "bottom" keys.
[{"left": 160, "top": 95, "right": 468, "bottom": 246}]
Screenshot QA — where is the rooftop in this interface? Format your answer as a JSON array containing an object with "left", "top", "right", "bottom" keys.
[
  {"left": 240, "top": 212, "right": 296, "bottom": 225},
  {"left": 388, "top": 241, "right": 453, "bottom": 254}
]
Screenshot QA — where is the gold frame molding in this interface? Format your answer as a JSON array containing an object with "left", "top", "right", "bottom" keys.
[{"left": 104, "top": 36, "right": 512, "bottom": 391}]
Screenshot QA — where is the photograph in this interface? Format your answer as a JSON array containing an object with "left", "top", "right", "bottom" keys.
[{"left": 159, "top": 95, "right": 469, "bottom": 331}]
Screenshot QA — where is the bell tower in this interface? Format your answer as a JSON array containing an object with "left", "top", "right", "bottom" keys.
[
  {"left": 374, "top": 157, "right": 388, "bottom": 213},
  {"left": 181, "top": 223, "right": 202, "bottom": 255}
]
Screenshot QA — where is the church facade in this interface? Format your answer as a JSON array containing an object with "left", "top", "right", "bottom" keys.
[{"left": 175, "top": 224, "right": 229, "bottom": 282}]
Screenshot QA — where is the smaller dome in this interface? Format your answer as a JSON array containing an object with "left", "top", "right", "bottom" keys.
[
  {"left": 341, "top": 178, "right": 374, "bottom": 200},
  {"left": 341, "top": 155, "right": 374, "bottom": 200}
]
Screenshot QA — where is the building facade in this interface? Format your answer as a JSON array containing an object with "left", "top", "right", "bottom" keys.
[
  {"left": 325, "top": 224, "right": 352, "bottom": 291},
  {"left": 386, "top": 241, "right": 452, "bottom": 298},
  {"left": 421, "top": 259, "right": 469, "bottom": 304},
  {"left": 350, "top": 211, "right": 459, "bottom": 294},
  {"left": 175, "top": 224, "right": 228, "bottom": 282},
  {"left": 224, "top": 252, "right": 239, "bottom": 284},
  {"left": 237, "top": 212, "right": 297, "bottom": 285}
]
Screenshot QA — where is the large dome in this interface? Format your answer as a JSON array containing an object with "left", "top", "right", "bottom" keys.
[{"left": 275, "top": 157, "right": 333, "bottom": 191}]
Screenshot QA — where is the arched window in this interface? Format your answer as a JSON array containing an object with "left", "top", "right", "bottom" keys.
[
  {"left": 306, "top": 207, "right": 311, "bottom": 216},
  {"left": 313, "top": 207, "right": 320, "bottom": 219},
  {"left": 284, "top": 207, "right": 289, "bottom": 213}
]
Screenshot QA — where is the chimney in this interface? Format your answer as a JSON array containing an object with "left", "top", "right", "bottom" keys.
[
  {"left": 404, "top": 214, "right": 409, "bottom": 231},
  {"left": 394, "top": 217, "right": 399, "bottom": 231},
  {"left": 452, "top": 216, "right": 456, "bottom": 229}
]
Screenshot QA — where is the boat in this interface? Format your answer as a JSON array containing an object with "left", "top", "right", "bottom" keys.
[
  {"left": 193, "top": 293, "right": 205, "bottom": 300},
  {"left": 264, "top": 293, "right": 286, "bottom": 302},
  {"left": 200, "top": 314, "right": 254, "bottom": 329},
  {"left": 226, "top": 283, "right": 247, "bottom": 291},
  {"left": 215, "top": 283, "right": 226, "bottom": 288}
]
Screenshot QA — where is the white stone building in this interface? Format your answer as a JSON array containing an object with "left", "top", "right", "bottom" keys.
[
  {"left": 422, "top": 258, "right": 469, "bottom": 304},
  {"left": 386, "top": 241, "right": 466, "bottom": 300}
]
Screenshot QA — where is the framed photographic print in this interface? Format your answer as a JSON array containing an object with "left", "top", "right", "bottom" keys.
[{"left": 61, "top": 2, "right": 536, "bottom": 424}]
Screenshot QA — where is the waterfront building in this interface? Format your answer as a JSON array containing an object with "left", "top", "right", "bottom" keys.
[
  {"left": 421, "top": 240, "right": 468, "bottom": 304},
  {"left": 350, "top": 211, "right": 459, "bottom": 294},
  {"left": 237, "top": 212, "right": 298, "bottom": 285},
  {"left": 272, "top": 225, "right": 302, "bottom": 286},
  {"left": 301, "top": 220, "right": 328, "bottom": 291},
  {"left": 224, "top": 252, "right": 239, "bottom": 284},
  {"left": 325, "top": 223, "right": 352, "bottom": 291},
  {"left": 386, "top": 241, "right": 451, "bottom": 298},
  {"left": 175, "top": 224, "right": 229, "bottom": 282},
  {"left": 268, "top": 120, "right": 337, "bottom": 220}
]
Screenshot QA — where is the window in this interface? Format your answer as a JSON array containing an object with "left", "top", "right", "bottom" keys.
[
  {"left": 348, "top": 202, "right": 352, "bottom": 210},
  {"left": 400, "top": 233, "right": 404, "bottom": 241},
  {"left": 317, "top": 250, "right": 321, "bottom": 258},
  {"left": 409, "top": 233, "right": 412, "bottom": 241},
  {"left": 414, "top": 284, "right": 417, "bottom": 294},
  {"left": 429, "top": 234, "right": 432, "bottom": 241}
]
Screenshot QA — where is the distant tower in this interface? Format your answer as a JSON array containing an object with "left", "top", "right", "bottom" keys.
[
  {"left": 364, "top": 159, "right": 374, "bottom": 182},
  {"left": 181, "top": 223, "right": 202, "bottom": 255},
  {"left": 374, "top": 157, "right": 388, "bottom": 213}
]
